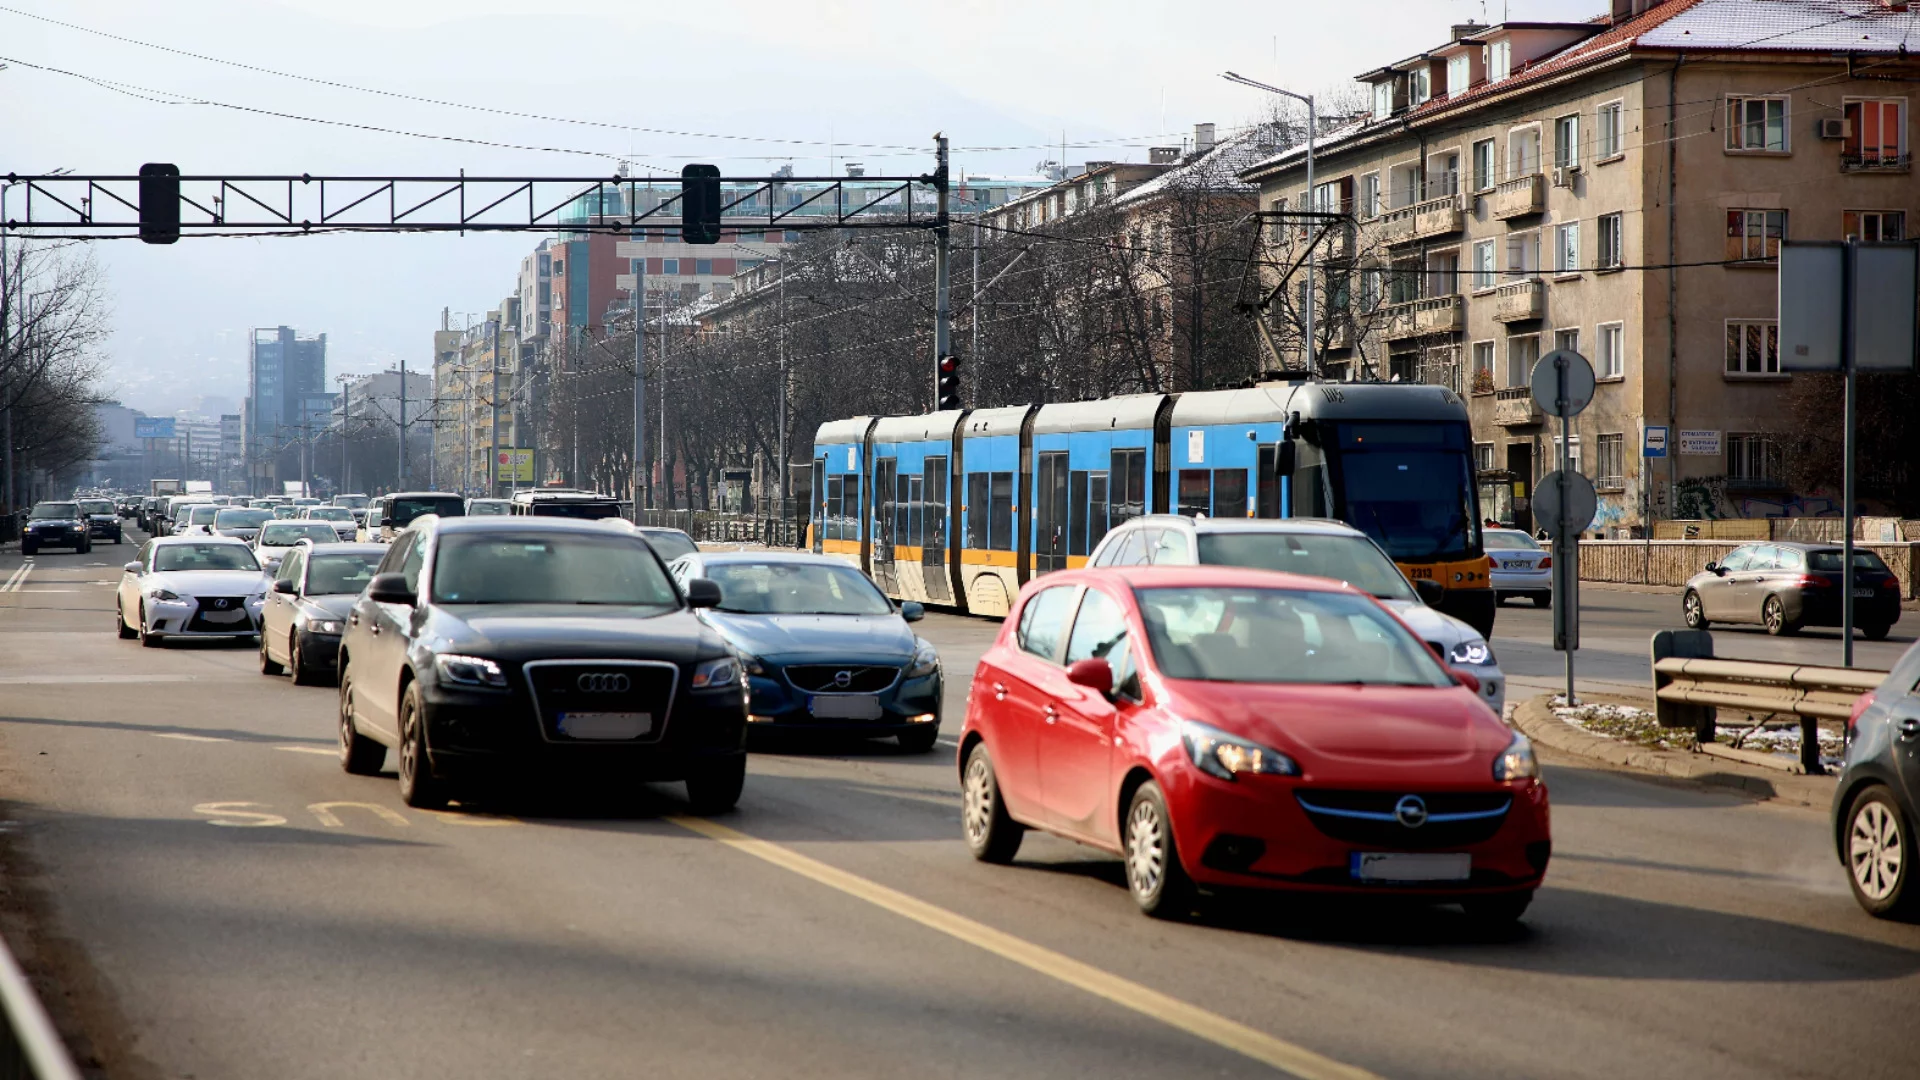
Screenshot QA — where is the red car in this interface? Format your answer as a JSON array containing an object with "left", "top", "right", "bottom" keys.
[{"left": 958, "top": 565, "right": 1550, "bottom": 921}]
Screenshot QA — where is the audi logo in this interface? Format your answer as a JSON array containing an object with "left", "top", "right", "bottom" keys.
[{"left": 576, "top": 673, "right": 631, "bottom": 694}]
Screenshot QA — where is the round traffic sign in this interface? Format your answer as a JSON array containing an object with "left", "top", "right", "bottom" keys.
[
  {"left": 1529, "top": 349, "right": 1595, "bottom": 418},
  {"left": 1533, "top": 469, "right": 1598, "bottom": 539}
]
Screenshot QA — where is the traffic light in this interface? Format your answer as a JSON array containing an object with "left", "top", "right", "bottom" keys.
[
  {"left": 680, "top": 163, "right": 721, "bottom": 245},
  {"left": 138, "top": 162, "right": 180, "bottom": 245},
  {"left": 936, "top": 354, "right": 962, "bottom": 410}
]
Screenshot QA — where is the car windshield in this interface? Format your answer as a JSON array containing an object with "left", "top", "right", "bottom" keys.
[
  {"left": 188, "top": 505, "right": 220, "bottom": 524},
  {"left": 333, "top": 496, "right": 369, "bottom": 510},
  {"left": 272, "top": 506, "right": 301, "bottom": 519},
  {"left": 1331, "top": 423, "right": 1480, "bottom": 561},
  {"left": 705, "top": 562, "right": 894, "bottom": 616},
  {"left": 306, "top": 507, "right": 352, "bottom": 521},
  {"left": 305, "top": 552, "right": 385, "bottom": 595},
  {"left": 79, "top": 500, "right": 114, "bottom": 515},
  {"left": 154, "top": 544, "right": 260, "bottom": 572},
  {"left": 216, "top": 509, "right": 274, "bottom": 529},
  {"left": 432, "top": 532, "right": 678, "bottom": 606},
  {"left": 1195, "top": 533, "right": 1415, "bottom": 602},
  {"left": 260, "top": 523, "right": 338, "bottom": 546},
  {"left": 467, "top": 500, "right": 511, "bottom": 516},
  {"left": 390, "top": 497, "right": 465, "bottom": 526},
  {"left": 643, "top": 530, "right": 698, "bottom": 561},
  {"left": 29, "top": 502, "right": 78, "bottom": 519},
  {"left": 526, "top": 500, "right": 621, "bottom": 520},
  {"left": 1484, "top": 531, "right": 1541, "bottom": 551},
  {"left": 1137, "top": 586, "right": 1452, "bottom": 687},
  {"left": 1809, "top": 550, "right": 1892, "bottom": 572}
]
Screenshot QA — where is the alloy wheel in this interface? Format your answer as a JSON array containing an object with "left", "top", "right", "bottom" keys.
[
  {"left": 1851, "top": 799, "right": 1905, "bottom": 902},
  {"left": 1126, "top": 798, "right": 1167, "bottom": 899},
  {"left": 337, "top": 681, "right": 356, "bottom": 763},
  {"left": 962, "top": 756, "right": 996, "bottom": 849},
  {"left": 398, "top": 707, "right": 419, "bottom": 788},
  {"left": 1683, "top": 591, "right": 1704, "bottom": 628}
]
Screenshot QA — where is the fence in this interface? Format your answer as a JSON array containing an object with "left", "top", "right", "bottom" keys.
[
  {"left": 637, "top": 508, "right": 806, "bottom": 549},
  {"left": 1653, "top": 517, "right": 1918, "bottom": 542},
  {"left": 1579, "top": 539, "right": 1920, "bottom": 597}
]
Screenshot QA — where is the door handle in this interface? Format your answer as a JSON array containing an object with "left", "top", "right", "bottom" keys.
[
  {"left": 1898, "top": 718, "right": 1920, "bottom": 741},
  {"left": 348, "top": 612, "right": 359, "bottom": 626},
  {"left": 992, "top": 682, "right": 1007, "bottom": 701},
  {"left": 1043, "top": 705, "right": 1057, "bottom": 724},
  {"left": 369, "top": 623, "right": 380, "bottom": 636}
]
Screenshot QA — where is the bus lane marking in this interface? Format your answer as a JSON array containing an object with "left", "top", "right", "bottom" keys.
[
  {"left": 307, "top": 802, "right": 410, "bottom": 829},
  {"left": 193, "top": 802, "right": 288, "bottom": 827}
]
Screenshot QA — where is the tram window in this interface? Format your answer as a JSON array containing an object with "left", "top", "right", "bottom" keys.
[
  {"left": 876, "top": 460, "right": 897, "bottom": 547},
  {"left": 906, "top": 475, "right": 924, "bottom": 547},
  {"left": 925, "top": 458, "right": 947, "bottom": 551},
  {"left": 1178, "top": 470, "right": 1212, "bottom": 517},
  {"left": 1088, "top": 473, "right": 1110, "bottom": 551},
  {"left": 1214, "top": 469, "right": 1249, "bottom": 519},
  {"left": 989, "top": 472, "right": 1014, "bottom": 551},
  {"left": 1257, "top": 446, "right": 1281, "bottom": 518},
  {"left": 824, "top": 475, "right": 845, "bottom": 540},
  {"left": 967, "top": 473, "right": 989, "bottom": 549},
  {"left": 1069, "top": 471, "right": 1090, "bottom": 556},
  {"left": 1294, "top": 462, "right": 1333, "bottom": 518},
  {"left": 1111, "top": 449, "right": 1146, "bottom": 527}
]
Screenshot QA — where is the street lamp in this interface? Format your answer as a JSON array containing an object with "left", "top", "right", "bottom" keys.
[{"left": 1222, "top": 72, "right": 1317, "bottom": 377}]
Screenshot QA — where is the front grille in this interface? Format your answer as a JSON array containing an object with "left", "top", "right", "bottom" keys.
[
  {"left": 522, "top": 661, "right": 678, "bottom": 743},
  {"left": 185, "top": 597, "right": 253, "bottom": 633},
  {"left": 783, "top": 664, "right": 901, "bottom": 694},
  {"left": 1295, "top": 790, "right": 1510, "bottom": 849}
]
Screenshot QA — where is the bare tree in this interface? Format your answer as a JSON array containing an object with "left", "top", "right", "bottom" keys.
[{"left": 1, "top": 241, "right": 111, "bottom": 509}]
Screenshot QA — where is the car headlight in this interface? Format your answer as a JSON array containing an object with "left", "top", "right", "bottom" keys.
[
  {"left": 151, "top": 588, "right": 181, "bottom": 601},
  {"left": 310, "top": 619, "right": 343, "bottom": 634},
  {"left": 1449, "top": 637, "right": 1495, "bottom": 666},
  {"left": 906, "top": 642, "right": 940, "bottom": 678},
  {"left": 739, "top": 655, "right": 767, "bottom": 676},
  {"left": 1180, "top": 719, "right": 1299, "bottom": 781},
  {"left": 434, "top": 654, "right": 508, "bottom": 688},
  {"left": 691, "top": 655, "right": 742, "bottom": 689},
  {"left": 1492, "top": 733, "right": 1538, "bottom": 781}
]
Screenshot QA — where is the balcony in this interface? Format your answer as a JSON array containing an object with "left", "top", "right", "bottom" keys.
[
  {"left": 1492, "top": 278, "right": 1544, "bottom": 322},
  {"left": 1492, "top": 173, "right": 1545, "bottom": 220},
  {"left": 1377, "top": 194, "right": 1465, "bottom": 248},
  {"left": 1383, "top": 294, "right": 1464, "bottom": 341},
  {"left": 1493, "top": 386, "right": 1541, "bottom": 426},
  {"left": 1842, "top": 151, "right": 1912, "bottom": 174}
]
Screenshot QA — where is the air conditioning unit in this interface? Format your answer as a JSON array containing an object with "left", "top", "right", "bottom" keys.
[
  {"left": 1551, "top": 167, "right": 1573, "bottom": 188},
  {"left": 1818, "top": 117, "right": 1852, "bottom": 140}
]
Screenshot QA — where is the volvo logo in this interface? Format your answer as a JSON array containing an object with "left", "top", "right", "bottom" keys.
[
  {"left": 576, "top": 673, "right": 631, "bottom": 693},
  {"left": 1394, "top": 795, "right": 1428, "bottom": 829},
  {"left": 832, "top": 670, "right": 853, "bottom": 689}
]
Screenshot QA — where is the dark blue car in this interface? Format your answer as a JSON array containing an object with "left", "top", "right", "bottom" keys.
[
  {"left": 1835, "top": 642, "right": 1920, "bottom": 920},
  {"left": 670, "top": 552, "right": 943, "bottom": 752}
]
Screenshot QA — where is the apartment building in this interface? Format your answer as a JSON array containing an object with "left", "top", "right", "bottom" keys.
[{"left": 1242, "top": 0, "right": 1920, "bottom": 530}]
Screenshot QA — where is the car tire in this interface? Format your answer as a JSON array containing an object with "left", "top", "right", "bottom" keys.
[
  {"left": 896, "top": 724, "right": 940, "bottom": 754},
  {"left": 396, "top": 681, "right": 451, "bottom": 809},
  {"left": 259, "top": 631, "right": 285, "bottom": 675},
  {"left": 1461, "top": 889, "right": 1535, "bottom": 926},
  {"left": 138, "top": 604, "right": 162, "bottom": 648},
  {"left": 289, "top": 634, "right": 316, "bottom": 686},
  {"left": 337, "top": 667, "right": 386, "bottom": 776},
  {"left": 1862, "top": 623, "right": 1893, "bottom": 642},
  {"left": 1845, "top": 786, "right": 1920, "bottom": 921},
  {"left": 116, "top": 600, "right": 137, "bottom": 640},
  {"left": 1682, "top": 590, "right": 1709, "bottom": 630},
  {"left": 78, "top": 539, "right": 90, "bottom": 555},
  {"left": 684, "top": 755, "right": 746, "bottom": 815},
  {"left": 20, "top": 542, "right": 33, "bottom": 556},
  {"left": 1531, "top": 592, "right": 1550, "bottom": 609},
  {"left": 1763, "top": 594, "right": 1799, "bottom": 636},
  {"left": 1124, "top": 780, "right": 1196, "bottom": 919},
  {"left": 961, "top": 743, "right": 1024, "bottom": 864}
]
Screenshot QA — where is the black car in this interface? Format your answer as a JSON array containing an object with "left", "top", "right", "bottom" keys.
[
  {"left": 78, "top": 498, "right": 124, "bottom": 543},
  {"left": 335, "top": 516, "right": 747, "bottom": 812},
  {"left": 1834, "top": 643, "right": 1920, "bottom": 920},
  {"left": 21, "top": 502, "right": 90, "bottom": 555},
  {"left": 368, "top": 491, "right": 465, "bottom": 543},
  {"left": 259, "top": 540, "right": 386, "bottom": 685}
]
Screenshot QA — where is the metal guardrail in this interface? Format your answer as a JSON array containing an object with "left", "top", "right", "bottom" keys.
[
  {"left": 0, "top": 936, "right": 82, "bottom": 1080},
  {"left": 637, "top": 509, "right": 806, "bottom": 549},
  {"left": 1650, "top": 629, "right": 1882, "bottom": 774}
]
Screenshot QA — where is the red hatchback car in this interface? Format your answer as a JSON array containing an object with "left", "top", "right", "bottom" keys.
[{"left": 959, "top": 566, "right": 1551, "bottom": 921}]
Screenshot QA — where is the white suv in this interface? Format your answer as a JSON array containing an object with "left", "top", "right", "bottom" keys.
[{"left": 1088, "top": 516, "right": 1506, "bottom": 715}]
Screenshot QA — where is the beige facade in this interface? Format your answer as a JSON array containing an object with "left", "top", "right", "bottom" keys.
[{"left": 1244, "top": 0, "right": 1920, "bottom": 531}]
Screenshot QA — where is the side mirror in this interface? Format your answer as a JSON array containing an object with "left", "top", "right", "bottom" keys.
[
  {"left": 684, "top": 577, "right": 722, "bottom": 609},
  {"left": 1450, "top": 667, "right": 1482, "bottom": 694},
  {"left": 900, "top": 600, "right": 925, "bottom": 623},
  {"left": 273, "top": 578, "right": 296, "bottom": 594},
  {"left": 123, "top": 561, "right": 142, "bottom": 574},
  {"left": 1067, "top": 657, "right": 1114, "bottom": 695},
  {"left": 366, "top": 572, "right": 416, "bottom": 606},
  {"left": 1707, "top": 562, "right": 1725, "bottom": 576},
  {"left": 1413, "top": 579, "right": 1445, "bottom": 607}
]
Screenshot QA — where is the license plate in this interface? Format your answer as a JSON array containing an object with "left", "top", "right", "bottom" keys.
[
  {"left": 1351, "top": 852, "right": 1471, "bottom": 882},
  {"left": 809, "top": 694, "right": 884, "bottom": 720},
  {"left": 200, "top": 607, "right": 246, "bottom": 623},
  {"left": 557, "top": 712, "right": 652, "bottom": 739},
  {"left": 1854, "top": 588, "right": 1875, "bottom": 598},
  {"left": 1501, "top": 561, "right": 1530, "bottom": 570}
]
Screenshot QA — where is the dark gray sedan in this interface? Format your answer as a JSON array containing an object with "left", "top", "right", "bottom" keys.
[
  {"left": 1833, "top": 644, "right": 1920, "bottom": 920},
  {"left": 260, "top": 540, "right": 387, "bottom": 685},
  {"left": 1683, "top": 541, "right": 1903, "bottom": 638}
]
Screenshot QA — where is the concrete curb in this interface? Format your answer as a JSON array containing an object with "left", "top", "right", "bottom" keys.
[{"left": 1511, "top": 694, "right": 1837, "bottom": 809}]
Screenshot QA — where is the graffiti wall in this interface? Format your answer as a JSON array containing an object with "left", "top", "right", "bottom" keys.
[{"left": 1670, "top": 476, "right": 1855, "bottom": 520}]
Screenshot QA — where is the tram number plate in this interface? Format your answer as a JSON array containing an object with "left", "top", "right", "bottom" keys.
[{"left": 1407, "top": 567, "right": 1434, "bottom": 580}]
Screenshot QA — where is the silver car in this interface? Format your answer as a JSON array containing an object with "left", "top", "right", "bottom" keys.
[
  {"left": 251, "top": 520, "right": 343, "bottom": 575},
  {"left": 116, "top": 537, "right": 269, "bottom": 646},
  {"left": 1486, "top": 528, "right": 1552, "bottom": 607},
  {"left": 301, "top": 506, "right": 360, "bottom": 541}
]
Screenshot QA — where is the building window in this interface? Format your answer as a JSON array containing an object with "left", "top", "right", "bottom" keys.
[
  {"left": 1726, "top": 434, "right": 1781, "bottom": 486},
  {"left": 1554, "top": 223, "right": 1580, "bottom": 273},
  {"left": 1597, "top": 101, "right": 1623, "bottom": 158},
  {"left": 695, "top": 259, "right": 714, "bottom": 276},
  {"left": 1508, "top": 126, "right": 1542, "bottom": 178},
  {"left": 1554, "top": 114, "right": 1580, "bottom": 169},
  {"left": 1554, "top": 434, "right": 1583, "bottom": 475},
  {"left": 1843, "top": 100, "right": 1906, "bottom": 167},
  {"left": 1597, "top": 212, "right": 1624, "bottom": 268},
  {"left": 1360, "top": 269, "right": 1382, "bottom": 311},
  {"left": 1373, "top": 81, "right": 1393, "bottom": 120},
  {"left": 1472, "top": 340, "right": 1496, "bottom": 392},
  {"left": 1359, "top": 172, "right": 1380, "bottom": 219},
  {"left": 1505, "top": 231, "right": 1539, "bottom": 279},
  {"left": 1725, "top": 209, "right": 1785, "bottom": 262},
  {"left": 1472, "top": 240, "right": 1496, "bottom": 290},
  {"left": 1488, "top": 40, "right": 1512, "bottom": 82},
  {"left": 1845, "top": 210, "right": 1906, "bottom": 242},
  {"left": 1727, "top": 97, "right": 1788, "bottom": 152},
  {"left": 1506, "top": 333, "right": 1540, "bottom": 388},
  {"left": 1595, "top": 433, "right": 1626, "bottom": 490},
  {"left": 1447, "top": 54, "right": 1470, "bottom": 98},
  {"left": 1725, "top": 319, "right": 1781, "bottom": 376},
  {"left": 662, "top": 259, "right": 679, "bottom": 274},
  {"left": 1471, "top": 139, "right": 1495, "bottom": 191},
  {"left": 1597, "top": 321, "right": 1625, "bottom": 379},
  {"left": 1554, "top": 328, "right": 1580, "bottom": 354},
  {"left": 1408, "top": 66, "right": 1431, "bottom": 107}
]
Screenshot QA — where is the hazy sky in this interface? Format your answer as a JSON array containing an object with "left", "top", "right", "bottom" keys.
[{"left": 2, "top": 0, "right": 1597, "bottom": 415}]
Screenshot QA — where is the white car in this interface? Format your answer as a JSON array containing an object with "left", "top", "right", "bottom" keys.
[
  {"left": 116, "top": 537, "right": 269, "bottom": 647},
  {"left": 1486, "top": 528, "right": 1552, "bottom": 607},
  {"left": 301, "top": 506, "right": 360, "bottom": 541},
  {"left": 175, "top": 503, "right": 221, "bottom": 536},
  {"left": 1087, "top": 515, "right": 1507, "bottom": 716},
  {"left": 251, "top": 520, "right": 344, "bottom": 575}
]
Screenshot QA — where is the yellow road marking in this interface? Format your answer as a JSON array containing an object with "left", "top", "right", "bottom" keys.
[
  {"left": 153, "top": 732, "right": 228, "bottom": 743},
  {"left": 669, "top": 816, "right": 1379, "bottom": 1080},
  {"left": 307, "top": 801, "right": 410, "bottom": 828},
  {"left": 275, "top": 746, "right": 337, "bottom": 756},
  {"left": 423, "top": 809, "right": 522, "bottom": 827}
]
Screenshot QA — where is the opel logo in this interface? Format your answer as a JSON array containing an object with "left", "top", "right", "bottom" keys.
[
  {"left": 832, "top": 670, "right": 853, "bottom": 689},
  {"left": 577, "top": 673, "right": 631, "bottom": 693},
  {"left": 1394, "top": 795, "right": 1428, "bottom": 829}
]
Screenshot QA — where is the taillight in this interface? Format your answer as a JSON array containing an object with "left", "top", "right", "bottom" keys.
[
  {"left": 1794, "top": 574, "right": 1830, "bottom": 588},
  {"left": 1881, "top": 576, "right": 1900, "bottom": 590},
  {"left": 1850, "top": 690, "right": 1877, "bottom": 737},
  {"left": 1538, "top": 555, "right": 1552, "bottom": 569}
]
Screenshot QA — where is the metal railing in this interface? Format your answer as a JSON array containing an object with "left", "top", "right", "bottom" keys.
[
  {"left": 1651, "top": 629, "right": 1881, "bottom": 775},
  {"left": 0, "top": 937, "right": 81, "bottom": 1080},
  {"left": 637, "top": 508, "right": 807, "bottom": 549}
]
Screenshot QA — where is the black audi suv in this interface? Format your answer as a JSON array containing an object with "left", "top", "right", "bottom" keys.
[{"left": 335, "top": 515, "right": 747, "bottom": 812}]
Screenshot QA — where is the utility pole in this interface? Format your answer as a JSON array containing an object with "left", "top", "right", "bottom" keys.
[
  {"left": 490, "top": 314, "right": 502, "bottom": 499},
  {"left": 659, "top": 299, "right": 668, "bottom": 512},
  {"left": 632, "top": 259, "right": 646, "bottom": 511},
  {"left": 971, "top": 226, "right": 981, "bottom": 376},
  {"left": 398, "top": 352, "right": 407, "bottom": 488},
  {"left": 777, "top": 259, "right": 787, "bottom": 511},
  {"left": 932, "top": 133, "right": 952, "bottom": 403}
]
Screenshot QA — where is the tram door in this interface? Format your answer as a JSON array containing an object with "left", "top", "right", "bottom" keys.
[
  {"left": 1035, "top": 452, "right": 1069, "bottom": 574},
  {"left": 873, "top": 458, "right": 898, "bottom": 593},
  {"left": 923, "top": 457, "right": 951, "bottom": 602}
]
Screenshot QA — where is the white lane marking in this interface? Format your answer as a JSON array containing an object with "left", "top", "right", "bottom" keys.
[
  {"left": 0, "top": 675, "right": 246, "bottom": 685},
  {"left": 193, "top": 802, "right": 287, "bottom": 827},
  {"left": 2, "top": 562, "right": 31, "bottom": 593},
  {"left": 308, "top": 801, "right": 410, "bottom": 828},
  {"left": 152, "top": 732, "right": 229, "bottom": 743},
  {"left": 275, "top": 746, "right": 336, "bottom": 756}
]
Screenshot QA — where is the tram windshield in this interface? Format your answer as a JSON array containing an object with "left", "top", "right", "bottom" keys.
[{"left": 1330, "top": 422, "right": 1480, "bottom": 562}]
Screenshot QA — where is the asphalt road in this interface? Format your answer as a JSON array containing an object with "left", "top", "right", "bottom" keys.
[{"left": 1, "top": 532, "right": 1918, "bottom": 1079}]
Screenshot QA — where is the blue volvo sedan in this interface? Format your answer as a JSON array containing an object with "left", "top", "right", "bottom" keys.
[{"left": 669, "top": 551, "right": 944, "bottom": 752}]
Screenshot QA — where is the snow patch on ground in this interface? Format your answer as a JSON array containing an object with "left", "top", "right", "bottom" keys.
[{"left": 1548, "top": 697, "right": 1845, "bottom": 765}]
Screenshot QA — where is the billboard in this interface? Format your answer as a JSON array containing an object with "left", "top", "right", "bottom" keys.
[
  {"left": 134, "top": 417, "right": 176, "bottom": 440},
  {"left": 496, "top": 449, "right": 534, "bottom": 483}
]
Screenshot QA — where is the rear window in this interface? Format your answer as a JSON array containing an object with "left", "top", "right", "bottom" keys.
[
  {"left": 1483, "top": 531, "right": 1540, "bottom": 551},
  {"left": 389, "top": 497, "right": 466, "bottom": 526},
  {"left": 1196, "top": 532, "right": 1414, "bottom": 602},
  {"left": 216, "top": 509, "right": 274, "bottom": 528},
  {"left": 642, "top": 530, "right": 698, "bottom": 561},
  {"left": 527, "top": 500, "right": 621, "bottom": 520},
  {"left": 1808, "top": 550, "right": 1892, "bottom": 573},
  {"left": 79, "top": 500, "right": 115, "bottom": 515}
]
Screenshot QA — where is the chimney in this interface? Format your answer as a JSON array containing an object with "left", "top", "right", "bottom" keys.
[
  {"left": 1194, "top": 122, "right": 1217, "bottom": 154},
  {"left": 1149, "top": 146, "right": 1180, "bottom": 164},
  {"left": 1451, "top": 21, "right": 1482, "bottom": 40},
  {"left": 845, "top": 163, "right": 865, "bottom": 178}
]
